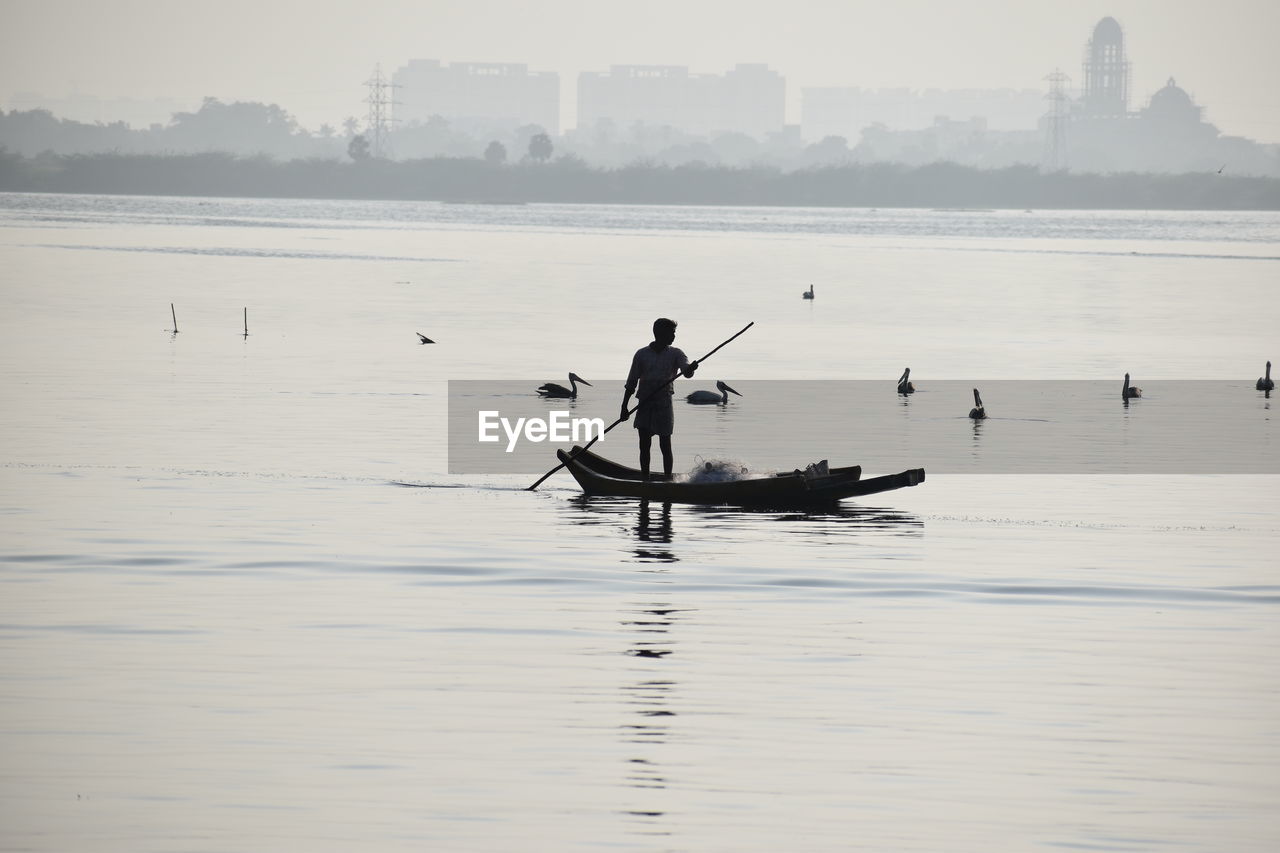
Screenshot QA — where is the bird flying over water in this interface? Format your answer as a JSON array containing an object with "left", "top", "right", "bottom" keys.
[
  {"left": 417, "top": 332, "right": 435, "bottom": 344},
  {"left": 537, "top": 373, "right": 592, "bottom": 398},
  {"left": 968, "top": 388, "right": 986, "bottom": 420},
  {"left": 1258, "top": 361, "right": 1274, "bottom": 391},
  {"left": 687, "top": 380, "right": 742, "bottom": 404},
  {"left": 897, "top": 368, "right": 915, "bottom": 395}
]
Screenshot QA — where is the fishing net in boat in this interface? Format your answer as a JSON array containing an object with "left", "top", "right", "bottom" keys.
[
  {"left": 686, "top": 457, "right": 769, "bottom": 482},
  {"left": 683, "top": 457, "right": 831, "bottom": 483},
  {"left": 800, "top": 460, "right": 829, "bottom": 478}
]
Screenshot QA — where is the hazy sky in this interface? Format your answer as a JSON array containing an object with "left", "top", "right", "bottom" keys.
[{"left": 3, "top": 0, "right": 1278, "bottom": 142}]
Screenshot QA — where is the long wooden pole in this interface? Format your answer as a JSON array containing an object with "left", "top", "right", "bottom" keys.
[
  {"left": 170, "top": 303, "right": 178, "bottom": 333},
  {"left": 526, "top": 321, "right": 754, "bottom": 491}
]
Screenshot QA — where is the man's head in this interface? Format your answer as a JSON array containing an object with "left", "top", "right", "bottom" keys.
[{"left": 653, "top": 317, "right": 677, "bottom": 346}]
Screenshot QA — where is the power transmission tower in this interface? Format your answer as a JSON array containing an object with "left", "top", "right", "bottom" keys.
[
  {"left": 364, "top": 64, "right": 399, "bottom": 159},
  {"left": 1043, "top": 69, "right": 1071, "bottom": 172}
]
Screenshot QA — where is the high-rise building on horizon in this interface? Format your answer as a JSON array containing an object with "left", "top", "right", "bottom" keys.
[
  {"left": 577, "top": 64, "right": 785, "bottom": 139},
  {"left": 392, "top": 59, "right": 559, "bottom": 135},
  {"left": 800, "top": 87, "right": 1044, "bottom": 143}
]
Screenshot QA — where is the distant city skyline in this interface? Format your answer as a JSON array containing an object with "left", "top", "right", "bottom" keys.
[{"left": 3, "top": 0, "right": 1278, "bottom": 143}]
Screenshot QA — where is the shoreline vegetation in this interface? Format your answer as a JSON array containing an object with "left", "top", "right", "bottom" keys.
[{"left": 2, "top": 150, "right": 1278, "bottom": 210}]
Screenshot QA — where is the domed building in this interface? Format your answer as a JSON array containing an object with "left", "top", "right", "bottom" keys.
[
  {"left": 1129, "top": 77, "right": 1220, "bottom": 171},
  {"left": 1060, "top": 18, "right": 1275, "bottom": 174},
  {"left": 1143, "top": 78, "right": 1204, "bottom": 127}
]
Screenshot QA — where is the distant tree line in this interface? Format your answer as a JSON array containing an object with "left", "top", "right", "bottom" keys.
[
  {"left": 6, "top": 96, "right": 1279, "bottom": 180},
  {"left": 0, "top": 99, "right": 347, "bottom": 160},
  {"left": 1, "top": 149, "right": 1277, "bottom": 210}
]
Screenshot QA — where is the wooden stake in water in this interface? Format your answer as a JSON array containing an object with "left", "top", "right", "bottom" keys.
[
  {"left": 170, "top": 303, "right": 179, "bottom": 333},
  {"left": 243, "top": 307, "right": 249, "bottom": 338}
]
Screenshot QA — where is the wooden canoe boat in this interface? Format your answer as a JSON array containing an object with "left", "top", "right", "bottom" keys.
[{"left": 556, "top": 446, "right": 925, "bottom": 506}]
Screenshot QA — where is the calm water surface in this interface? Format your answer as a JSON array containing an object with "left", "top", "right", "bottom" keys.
[{"left": 1, "top": 193, "right": 1278, "bottom": 851}]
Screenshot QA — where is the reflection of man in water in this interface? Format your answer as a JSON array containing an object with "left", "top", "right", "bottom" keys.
[{"left": 620, "top": 318, "right": 698, "bottom": 480}]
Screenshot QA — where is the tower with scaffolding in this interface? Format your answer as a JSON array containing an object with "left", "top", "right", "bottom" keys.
[
  {"left": 364, "top": 64, "right": 399, "bottom": 159},
  {"left": 1081, "top": 16, "right": 1130, "bottom": 118}
]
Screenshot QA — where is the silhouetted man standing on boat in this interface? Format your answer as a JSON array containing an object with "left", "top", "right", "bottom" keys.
[{"left": 620, "top": 318, "right": 698, "bottom": 480}]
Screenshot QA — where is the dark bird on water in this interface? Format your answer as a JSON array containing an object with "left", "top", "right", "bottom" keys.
[
  {"left": 1122, "top": 373, "right": 1142, "bottom": 399},
  {"left": 1258, "top": 361, "right": 1274, "bottom": 391},
  {"left": 802, "top": 284, "right": 815, "bottom": 300},
  {"left": 537, "top": 373, "right": 592, "bottom": 398},
  {"left": 897, "top": 368, "right": 915, "bottom": 395},
  {"left": 686, "top": 380, "right": 742, "bottom": 404},
  {"left": 968, "top": 388, "right": 986, "bottom": 420},
  {"left": 417, "top": 333, "right": 435, "bottom": 344}
]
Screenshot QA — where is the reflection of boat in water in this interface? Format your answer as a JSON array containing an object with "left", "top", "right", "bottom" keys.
[
  {"left": 684, "top": 501, "right": 923, "bottom": 529},
  {"left": 557, "top": 446, "right": 924, "bottom": 506}
]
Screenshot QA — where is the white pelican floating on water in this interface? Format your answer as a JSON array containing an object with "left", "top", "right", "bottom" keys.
[
  {"left": 802, "top": 285, "right": 814, "bottom": 300},
  {"left": 537, "top": 373, "right": 592, "bottom": 398},
  {"left": 417, "top": 332, "right": 435, "bottom": 344},
  {"left": 1122, "top": 373, "right": 1142, "bottom": 399},
  {"left": 968, "top": 388, "right": 986, "bottom": 420},
  {"left": 686, "top": 380, "right": 742, "bottom": 404},
  {"left": 897, "top": 368, "right": 915, "bottom": 395},
  {"left": 1258, "top": 361, "right": 1274, "bottom": 391}
]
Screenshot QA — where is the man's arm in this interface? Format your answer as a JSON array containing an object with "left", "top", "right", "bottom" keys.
[
  {"left": 621, "top": 351, "right": 640, "bottom": 420},
  {"left": 679, "top": 348, "right": 699, "bottom": 379}
]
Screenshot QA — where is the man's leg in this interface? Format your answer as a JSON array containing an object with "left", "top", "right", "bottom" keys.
[
  {"left": 658, "top": 435, "right": 674, "bottom": 478},
  {"left": 638, "top": 430, "right": 654, "bottom": 479}
]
